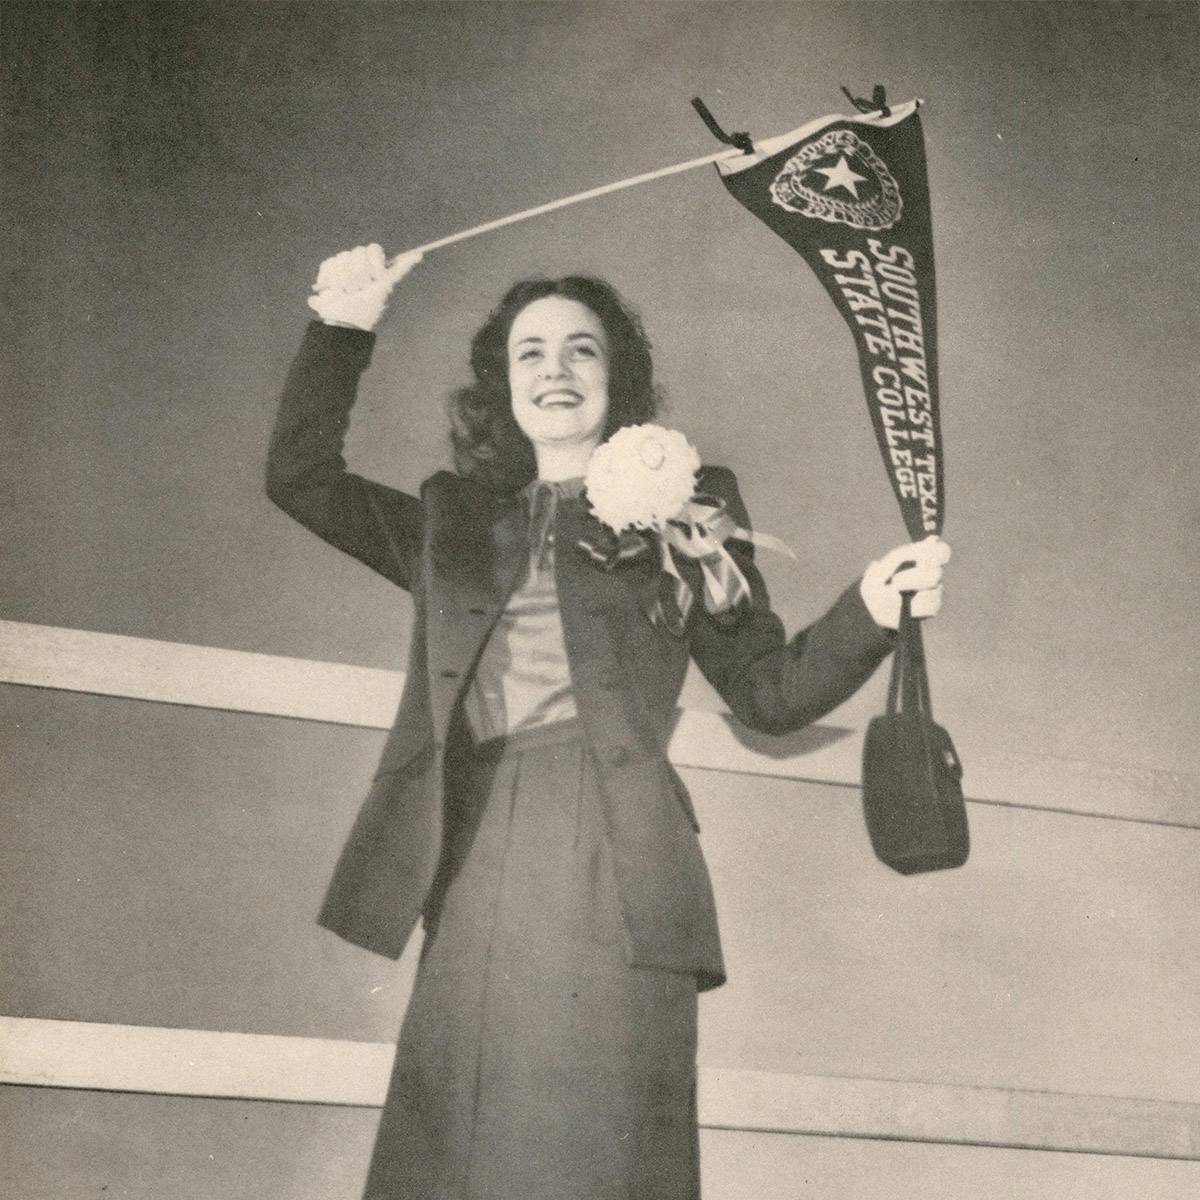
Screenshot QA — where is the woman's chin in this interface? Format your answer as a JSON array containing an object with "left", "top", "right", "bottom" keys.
[{"left": 526, "top": 421, "right": 600, "bottom": 447}]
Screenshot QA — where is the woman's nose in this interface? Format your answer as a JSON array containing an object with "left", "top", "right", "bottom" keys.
[{"left": 541, "top": 350, "right": 572, "bottom": 378}]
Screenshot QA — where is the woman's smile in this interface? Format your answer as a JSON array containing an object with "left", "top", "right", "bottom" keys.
[{"left": 536, "top": 388, "right": 583, "bottom": 407}]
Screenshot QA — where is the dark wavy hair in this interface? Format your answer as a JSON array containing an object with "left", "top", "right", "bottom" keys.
[{"left": 449, "top": 276, "right": 661, "bottom": 493}]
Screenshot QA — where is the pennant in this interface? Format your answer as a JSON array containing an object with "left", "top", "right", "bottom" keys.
[{"left": 716, "top": 99, "right": 944, "bottom": 539}]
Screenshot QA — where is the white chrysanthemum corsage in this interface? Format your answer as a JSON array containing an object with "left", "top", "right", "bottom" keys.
[
  {"left": 584, "top": 424, "right": 701, "bottom": 533},
  {"left": 580, "top": 424, "right": 794, "bottom": 635}
]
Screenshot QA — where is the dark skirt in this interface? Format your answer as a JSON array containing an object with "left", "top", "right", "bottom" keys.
[{"left": 362, "top": 718, "right": 700, "bottom": 1200}]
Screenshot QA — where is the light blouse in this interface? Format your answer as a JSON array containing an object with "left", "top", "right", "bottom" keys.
[{"left": 462, "top": 477, "right": 584, "bottom": 741}]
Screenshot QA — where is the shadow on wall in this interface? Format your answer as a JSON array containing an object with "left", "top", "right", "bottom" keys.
[{"left": 670, "top": 706, "right": 854, "bottom": 760}]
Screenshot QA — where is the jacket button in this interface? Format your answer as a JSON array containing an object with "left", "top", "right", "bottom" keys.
[
  {"left": 607, "top": 746, "right": 629, "bottom": 767},
  {"left": 440, "top": 669, "right": 459, "bottom": 679}
]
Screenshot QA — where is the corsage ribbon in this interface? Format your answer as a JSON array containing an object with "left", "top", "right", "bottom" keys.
[{"left": 578, "top": 494, "right": 795, "bottom": 636}]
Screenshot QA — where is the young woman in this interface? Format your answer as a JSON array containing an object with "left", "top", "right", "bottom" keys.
[{"left": 267, "top": 244, "right": 949, "bottom": 1199}]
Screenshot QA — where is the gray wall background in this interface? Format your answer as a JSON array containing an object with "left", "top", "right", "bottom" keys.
[
  {"left": 5, "top": 0, "right": 1197, "bottom": 769},
  {"left": 3, "top": 2, "right": 1198, "bottom": 1196}
]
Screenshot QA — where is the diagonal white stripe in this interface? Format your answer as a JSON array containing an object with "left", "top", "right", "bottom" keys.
[
  {"left": 2, "top": 1017, "right": 1196, "bottom": 1160},
  {"left": 1, "top": 619, "right": 1197, "bottom": 827}
]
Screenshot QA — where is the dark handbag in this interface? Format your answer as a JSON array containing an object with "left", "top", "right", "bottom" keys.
[{"left": 862, "top": 595, "right": 968, "bottom": 874}]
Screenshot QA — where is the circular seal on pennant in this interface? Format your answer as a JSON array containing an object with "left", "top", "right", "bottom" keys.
[{"left": 769, "top": 128, "right": 903, "bottom": 231}]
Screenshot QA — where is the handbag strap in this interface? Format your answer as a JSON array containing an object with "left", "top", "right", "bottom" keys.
[
  {"left": 886, "top": 594, "right": 935, "bottom": 721},
  {"left": 883, "top": 594, "right": 963, "bottom": 783},
  {"left": 885, "top": 596, "right": 909, "bottom": 716},
  {"left": 904, "top": 602, "right": 934, "bottom": 718}
]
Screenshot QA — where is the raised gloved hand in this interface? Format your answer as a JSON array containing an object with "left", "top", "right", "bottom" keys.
[
  {"left": 307, "top": 244, "right": 424, "bottom": 331},
  {"left": 860, "top": 535, "right": 951, "bottom": 630}
]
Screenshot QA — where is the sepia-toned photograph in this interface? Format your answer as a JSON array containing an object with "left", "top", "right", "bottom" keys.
[{"left": 2, "top": 2, "right": 1197, "bottom": 1196}]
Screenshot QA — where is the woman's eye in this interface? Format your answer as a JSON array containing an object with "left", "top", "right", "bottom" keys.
[
  {"left": 517, "top": 349, "right": 541, "bottom": 363},
  {"left": 571, "top": 344, "right": 597, "bottom": 359}
]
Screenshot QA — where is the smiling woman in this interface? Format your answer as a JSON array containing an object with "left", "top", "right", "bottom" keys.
[
  {"left": 507, "top": 296, "right": 611, "bottom": 470},
  {"left": 266, "top": 243, "right": 947, "bottom": 1199},
  {"left": 448, "top": 273, "right": 662, "bottom": 494}
]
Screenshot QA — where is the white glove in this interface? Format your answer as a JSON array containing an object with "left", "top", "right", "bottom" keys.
[
  {"left": 859, "top": 535, "right": 951, "bottom": 630},
  {"left": 307, "top": 243, "right": 423, "bottom": 331}
]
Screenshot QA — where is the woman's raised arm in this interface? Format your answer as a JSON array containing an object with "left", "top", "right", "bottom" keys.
[{"left": 265, "top": 247, "right": 426, "bottom": 590}]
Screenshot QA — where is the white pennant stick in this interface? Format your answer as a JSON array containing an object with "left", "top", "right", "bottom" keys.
[
  {"left": 384, "top": 102, "right": 921, "bottom": 269},
  {"left": 384, "top": 144, "right": 751, "bottom": 269}
]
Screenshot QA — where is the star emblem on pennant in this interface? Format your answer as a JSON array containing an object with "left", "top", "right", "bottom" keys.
[
  {"left": 814, "top": 154, "right": 868, "bottom": 196},
  {"left": 768, "top": 127, "right": 903, "bottom": 231}
]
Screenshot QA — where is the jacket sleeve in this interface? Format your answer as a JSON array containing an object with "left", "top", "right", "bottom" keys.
[
  {"left": 266, "top": 321, "right": 424, "bottom": 590},
  {"left": 686, "top": 466, "right": 896, "bottom": 735}
]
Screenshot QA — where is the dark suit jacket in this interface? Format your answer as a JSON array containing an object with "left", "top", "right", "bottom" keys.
[{"left": 267, "top": 321, "right": 895, "bottom": 990}]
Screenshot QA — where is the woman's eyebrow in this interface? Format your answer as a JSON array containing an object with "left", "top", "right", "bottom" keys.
[{"left": 513, "top": 331, "right": 602, "bottom": 346}]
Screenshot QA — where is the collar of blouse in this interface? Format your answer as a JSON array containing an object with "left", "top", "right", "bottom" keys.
[{"left": 524, "top": 476, "right": 585, "bottom": 571}]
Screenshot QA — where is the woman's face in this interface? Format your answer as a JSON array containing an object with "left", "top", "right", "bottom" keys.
[{"left": 507, "top": 296, "right": 610, "bottom": 453}]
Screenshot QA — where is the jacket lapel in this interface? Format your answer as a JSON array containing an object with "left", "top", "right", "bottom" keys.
[
  {"left": 488, "top": 494, "right": 531, "bottom": 603},
  {"left": 426, "top": 475, "right": 529, "bottom": 610}
]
